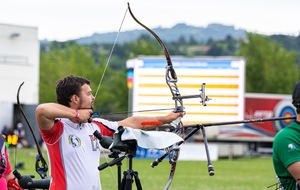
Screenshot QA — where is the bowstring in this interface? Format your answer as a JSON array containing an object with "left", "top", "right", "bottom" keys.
[
  {"left": 94, "top": 7, "right": 128, "bottom": 101},
  {"left": 94, "top": 6, "right": 129, "bottom": 188}
]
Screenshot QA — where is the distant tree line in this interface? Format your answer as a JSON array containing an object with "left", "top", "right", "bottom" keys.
[{"left": 39, "top": 32, "right": 300, "bottom": 116}]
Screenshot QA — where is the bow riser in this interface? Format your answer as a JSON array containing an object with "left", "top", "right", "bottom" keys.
[
  {"left": 127, "top": 3, "right": 183, "bottom": 189},
  {"left": 127, "top": 3, "right": 212, "bottom": 189}
]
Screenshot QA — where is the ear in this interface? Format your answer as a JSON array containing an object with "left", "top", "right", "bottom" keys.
[{"left": 71, "top": 94, "right": 80, "bottom": 105}]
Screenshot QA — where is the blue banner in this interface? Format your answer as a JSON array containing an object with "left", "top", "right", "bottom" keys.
[{"left": 135, "top": 146, "right": 167, "bottom": 159}]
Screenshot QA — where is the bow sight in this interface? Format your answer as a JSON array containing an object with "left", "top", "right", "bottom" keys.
[{"left": 172, "top": 83, "right": 212, "bottom": 106}]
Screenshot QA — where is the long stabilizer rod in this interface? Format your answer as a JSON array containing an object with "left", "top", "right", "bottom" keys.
[
  {"left": 182, "top": 116, "right": 296, "bottom": 129},
  {"left": 151, "top": 115, "right": 296, "bottom": 174}
]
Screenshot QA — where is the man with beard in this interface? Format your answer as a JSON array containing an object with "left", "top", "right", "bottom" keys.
[{"left": 36, "top": 75, "right": 184, "bottom": 190}]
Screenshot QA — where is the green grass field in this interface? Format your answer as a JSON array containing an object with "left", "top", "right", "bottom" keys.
[{"left": 8, "top": 147, "right": 278, "bottom": 190}]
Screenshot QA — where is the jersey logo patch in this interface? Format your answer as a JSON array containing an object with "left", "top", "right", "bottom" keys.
[
  {"left": 89, "top": 135, "right": 101, "bottom": 151},
  {"left": 288, "top": 143, "right": 298, "bottom": 151},
  {"left": 68, "top": 135, "right": 81, "bottom": 148}
]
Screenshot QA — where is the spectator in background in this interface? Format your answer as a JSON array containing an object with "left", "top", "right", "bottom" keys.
[
  {"left": 13, "top": 123, "right": 28, "bottom": 148},
  {"left": 1, "top": 125, "right": 10, "bottom": 138}
]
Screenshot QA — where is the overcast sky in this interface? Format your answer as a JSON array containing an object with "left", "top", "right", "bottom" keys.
[{"left": 1, "top": 0, "right": 299, "bottom": 41}]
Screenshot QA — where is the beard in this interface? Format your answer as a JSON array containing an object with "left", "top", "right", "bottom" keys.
[{"left": 78, "top": 97, "right": 94, "bottom": 111}]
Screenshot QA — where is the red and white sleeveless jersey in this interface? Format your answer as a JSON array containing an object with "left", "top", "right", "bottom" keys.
[{"left": 40, "top": 118, "right": 118, "bottom": 190}]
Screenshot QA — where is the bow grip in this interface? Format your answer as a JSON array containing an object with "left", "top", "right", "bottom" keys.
[{"left": 170, "top": 106, "right": 184, "bottom": 128}]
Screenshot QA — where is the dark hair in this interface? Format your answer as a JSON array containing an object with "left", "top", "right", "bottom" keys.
[
  {"left": 56, "top": 75, "right": 90, "bottom": 107},
  {"left": 292, "top": 80, "right": 300, "bottom": 109}
]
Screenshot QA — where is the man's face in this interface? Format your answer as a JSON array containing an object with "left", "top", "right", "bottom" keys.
[{"left": 78, "top": 84, "right": 95, "bottom": 110}]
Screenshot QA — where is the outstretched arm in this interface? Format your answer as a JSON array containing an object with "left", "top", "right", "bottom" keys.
[{"left": 117, "top": 111, "right": 185, "bottom": 130}]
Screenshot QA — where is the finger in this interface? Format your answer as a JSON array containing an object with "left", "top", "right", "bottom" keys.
[{"left": 179, "top": 112, "right": 185, "bottom": 117}]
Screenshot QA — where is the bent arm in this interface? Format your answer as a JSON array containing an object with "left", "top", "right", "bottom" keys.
[
  {"left": 36, "top": 103, "right": 74, "bottom": 130},
  {"left": 35, "top": 103, "right": 92, "bottom": 130}
]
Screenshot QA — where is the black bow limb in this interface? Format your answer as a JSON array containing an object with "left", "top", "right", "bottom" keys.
[{"left": 17, "top": 82, "right": 48, "bottom": 179}]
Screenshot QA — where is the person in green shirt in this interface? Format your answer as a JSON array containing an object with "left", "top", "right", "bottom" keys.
[{"left": 273, "top": 80, "right": 300, "bottom": 189}]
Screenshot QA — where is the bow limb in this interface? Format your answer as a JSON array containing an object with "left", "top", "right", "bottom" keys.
[
  {"left": 127, "top": 3, "right": 184, "bottom": 189},
  {"left": 17, "top": 82, "right": 48, "bottom": 179},
  {"left": 127, "top": 3, "right": 176, "bottom": 79},
  {"left": 127, "top": 2, "right": 184, "bottom": 132},
  {"left": 164, "top": 144, "right": 180, "bottom": 190}
]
